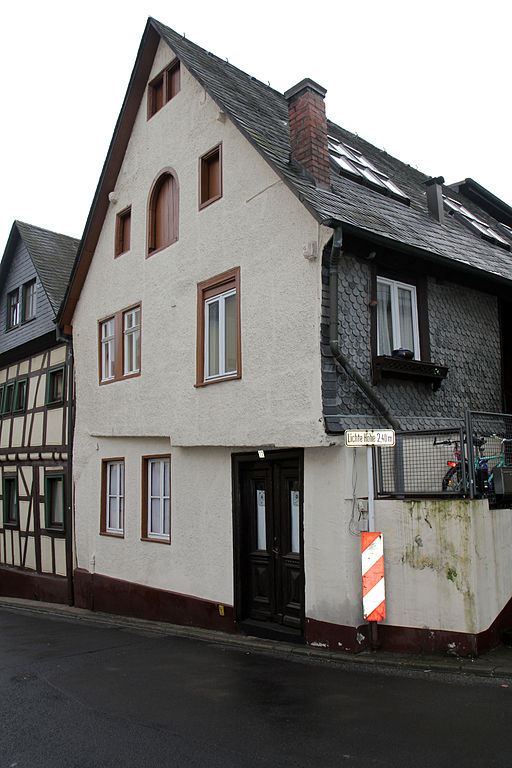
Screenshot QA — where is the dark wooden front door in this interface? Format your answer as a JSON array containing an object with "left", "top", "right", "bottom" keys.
[{"left": 233, "top": 451, "right": 304, "bottom": 638}]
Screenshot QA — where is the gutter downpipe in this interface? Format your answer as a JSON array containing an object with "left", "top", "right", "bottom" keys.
[
  {"left": 329, "top": 225, "right": 398, "bottom": 650},
  {"left": 57, "top": 326, "right": 75, "bottom": 606},
  {"left": 328, "top": 225, "right": 401, "bottom": 433}
]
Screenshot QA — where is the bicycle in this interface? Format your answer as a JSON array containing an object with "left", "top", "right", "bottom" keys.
[{"left": 434, "top": 435, "right": 511, "bottom": 495}]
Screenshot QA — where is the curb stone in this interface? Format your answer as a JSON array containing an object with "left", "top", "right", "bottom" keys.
[{"left": 1, "top": 596, "right": 511, "bottom": 681}]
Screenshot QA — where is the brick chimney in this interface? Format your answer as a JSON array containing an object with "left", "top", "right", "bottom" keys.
[
  {"left": 284, "top": 78, "right": 330, "bottom": 189},
  {"left": 424, "top": 176, "right": 445, "bottom": 224}
]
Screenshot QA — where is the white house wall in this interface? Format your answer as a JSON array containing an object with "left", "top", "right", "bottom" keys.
[
  {"left": 374, "top": 498, "right": 512, "bottom": 636},
  {"left": 72, "top": 39, "right": 331, "bottom": 451},
  {"left": 75, "top": 436, "right": 234, "bottom": 604},
  {"left": 72, "top": 39, "right": 337, "bottom": 627}
]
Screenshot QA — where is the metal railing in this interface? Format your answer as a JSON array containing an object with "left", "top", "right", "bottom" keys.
[
  {"left": 374, "top": 411, "right": 512, "bottom": 501},
  {"left": 374, "top": 427, "right": 466, "bottom": 498},
  {"left": 465, "top": 411, "right": 512, "bottom": 500}
]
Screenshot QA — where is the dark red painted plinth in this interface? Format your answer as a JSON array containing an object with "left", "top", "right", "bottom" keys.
[
  {"left": 0, "top": 565, "right": 71, "bottom": 605},
  {"left": 73, "top": 569, "right": 238, "bottom": 634}
]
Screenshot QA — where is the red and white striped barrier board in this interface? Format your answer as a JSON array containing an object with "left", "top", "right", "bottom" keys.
[{"left": 361, "top": 532, "right": 386, "bottom": 622}]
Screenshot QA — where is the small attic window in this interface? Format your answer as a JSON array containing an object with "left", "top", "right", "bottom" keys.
[
  {"left": 148, "top": 61, "right": 181, "bottom": 119},
  {"left": 199, "top": 144, "right": 222, "bottom": 209},
  {"left": 115, "top": 207, "right": 131, "bottom": 257},
  {"left": 443, "top": 196, "right": 511, "bottom": 250},
  {"left": 328, "top": 137, "right": 409, "bottom": 203}
]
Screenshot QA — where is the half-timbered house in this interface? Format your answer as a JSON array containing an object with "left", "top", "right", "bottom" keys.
[
  {"left": 0, "top": 221, "right": 78, "bottom": 604},
  {"left": 59, "top": 19, "right": 512, "bottom": 654}
]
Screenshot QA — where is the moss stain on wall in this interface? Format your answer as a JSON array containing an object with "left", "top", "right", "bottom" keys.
[{"left": 402, "top": 499, "right": 477, "bottom": 632}]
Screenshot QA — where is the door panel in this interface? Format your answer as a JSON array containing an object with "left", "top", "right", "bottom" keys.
[{"left": 235, "top": 452, "right": 304, "bottom": 636}]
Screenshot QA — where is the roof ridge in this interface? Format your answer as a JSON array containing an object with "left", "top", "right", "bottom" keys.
[
  {"left": 15, "top": 220, "right": 80, "bottom": 245},
  {"left": 149, "top": 18, "right": 286, "bottom": 100}
]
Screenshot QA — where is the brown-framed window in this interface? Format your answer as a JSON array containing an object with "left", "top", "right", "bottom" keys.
[
  {"left": 196, "top": 267, "right": 241, "bottom": 386},
  {"left": 2, "top": 474, "right": 18, "bottom": 527},
  {"left": 101, "top": 459, "right": 124, "bottom": 536},
  {"left": 147, "top": 171, "right": 179, "bottom": 255},
  {"left": 44, "top": 474, "right": 65, "bottom": 531},
  {"left": 7, "top": 289, "right": 20, "bottom": 330},
  {"left": 141, "top": 455, "right": 170, "bottom": 543},
  {"left": 115, "top": 207, "right": 131, "bottom": 257},
  {"left": 99, "top": 304, "right": 141, "bottom": 384},
  {"left": 199, "top": 144, "right": 222, "bottom": 209},
  {"left": 147, "top": 60, "right": 181, "bottom": 119}
]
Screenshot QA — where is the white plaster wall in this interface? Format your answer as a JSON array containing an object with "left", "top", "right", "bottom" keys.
[
  {"left": 304, "top": 445, "right": 368, "bottom": 628},
  {"left": 74, "top": 432, "right": 234, "bottom": 603},
  {"left": 374, "top": 498, "right": 512, "bottom": 634},
  {"left": 71, "top": 39, "right": 331, "bottom": 451}
]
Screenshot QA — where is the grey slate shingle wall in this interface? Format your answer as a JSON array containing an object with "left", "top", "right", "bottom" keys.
[
  {"left": 322, "top": 248, "right": 502, "bottom": 432},
  {"left": 0, "top": 239, "right": 55, "bottom": 355}
]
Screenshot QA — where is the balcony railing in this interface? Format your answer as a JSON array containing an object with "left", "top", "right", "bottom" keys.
[{"left": 373, "top": 411, "right": 512, "bottom": 504}]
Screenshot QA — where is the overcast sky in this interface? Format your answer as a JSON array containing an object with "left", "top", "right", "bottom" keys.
[{"left": 1, "top": 0, "right": 510, "bottom": 249}]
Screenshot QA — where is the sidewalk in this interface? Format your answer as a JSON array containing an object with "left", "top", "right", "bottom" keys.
[{"left": 1, "top": 595, "right": 511, "bottom": 680}]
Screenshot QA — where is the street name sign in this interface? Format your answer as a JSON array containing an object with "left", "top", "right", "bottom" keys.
[{"left": 344, "top": 429, "right": 395, "bottom": 447}]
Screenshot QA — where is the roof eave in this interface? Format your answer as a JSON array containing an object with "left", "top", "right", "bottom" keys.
[
  {"left": 322, "top": 217, "right": 512, "bottom": 291},
  {"left": 59, "top": 19, "right": 161, "bottom": 327}
]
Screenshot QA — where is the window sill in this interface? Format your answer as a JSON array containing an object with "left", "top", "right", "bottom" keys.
[
  {"left": 195, "top": 372, "right": 241, "bottom": 387},
  {"left": 374, "top": 355, "right": 448, "bottom": 390},
  {"left": 146, "top": 238, "right": 178, "bottom": 259},
  {"left": 99, "top": 371, "right": 141, "bottom": 386},
  {"left": 100, "top": 530, "right": 124, "bottom": 538},
  {"left": 199, "top": 193, "right": 222, "bottom": 211},
  {"left": 141, "top": 536, "right": 170, "bottom": 545}
]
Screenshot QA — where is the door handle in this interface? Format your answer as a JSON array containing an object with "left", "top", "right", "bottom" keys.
[{"left": 272, "top": 538, "right": 280, "bottom": 559}]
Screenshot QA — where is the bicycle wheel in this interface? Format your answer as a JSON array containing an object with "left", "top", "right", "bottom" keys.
[{"left": 442, "top": 466, "right": 460, "bottom": 491}]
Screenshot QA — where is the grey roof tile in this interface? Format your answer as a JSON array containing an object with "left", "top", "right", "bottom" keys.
[
  {"left": 153, "top": 18, "right": 512, "bottom": 285},
  {"left": 14, "top": 222, "right": 79, "bottom": 315}
]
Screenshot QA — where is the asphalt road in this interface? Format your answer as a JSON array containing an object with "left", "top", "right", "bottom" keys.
[{"left": 0, "top": 606, "right": 511, "bottom": 767}]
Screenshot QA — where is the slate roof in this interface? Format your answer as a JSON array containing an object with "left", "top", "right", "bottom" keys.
[
  {"left": 10, "top": 222, "right": 79, "bottom": 316},
  {"left": 152, "top": 18, "right": 512, "bottom": 286},
  {"left": 60, "top": 18, "right": 512, "bottom": 325}
]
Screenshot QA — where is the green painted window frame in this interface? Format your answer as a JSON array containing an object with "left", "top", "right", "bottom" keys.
[
  {"left": 0, "top": 386, "right": 4, "bottom": 416},
  {"left": 13, "top": 378, "right": 28, "bottom": 413},
  {"left": 46, "top": 366, "right": 65, "bottom": 405},
  {"left": 2, "top": 474, "right": 19, "bottom": 527},
  {"left": 44, "top": 474, "right": 65, "bottom": 531},
  {"left": 2, "top": 383, "right": 15, "bottom": 414}
]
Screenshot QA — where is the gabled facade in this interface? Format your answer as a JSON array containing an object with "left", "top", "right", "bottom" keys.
[
  {"left": 61, "top": 19, "right": 512, "bottom": 654},
  {"left": 0, "top": 222, "right": 78, "bottom": 604}
]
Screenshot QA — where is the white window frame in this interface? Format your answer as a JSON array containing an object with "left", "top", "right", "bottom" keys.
[
  {"left": 101, "top": 318, "right": 115, "bottom": 381},
  {"left": 147, "top": 457, "right": 170, "bottom": 541},
  {"left": 22, "top": 279, "right": 37, "bottom": 321},
  {"left": 106, "top": 460, "right": 124, "bottom": 535},
  {"left": 377, "top": 276, "right": 421, "bottom": 360},
  {"left": 204, "top": 287, "right": 237, "bottom": 381},
  {"left": 8, "top": 289, "right": 20, "bottom": 329},
  {"left": 123, "top": 307, "right": 141, "bottom": 375}
]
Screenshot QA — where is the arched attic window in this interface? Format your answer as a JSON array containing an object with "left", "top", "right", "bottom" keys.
[{"left": 147, "top": 170, "right": 179, "bottom": 256}]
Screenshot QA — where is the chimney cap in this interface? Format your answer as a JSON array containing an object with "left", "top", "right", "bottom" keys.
[
  {"left": 424, "top": 175, "right": 445, "bottom": 187},
  {"left": 284, "top": 78, "right": 327, "bottom": 101}
]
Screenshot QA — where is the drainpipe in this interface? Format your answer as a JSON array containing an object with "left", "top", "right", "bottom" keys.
[
  {"left": 57, "top": 326, "right": 74, "bottom": 606},
  {"left": 328, "top": 226, "right": 401, "bottom": 431}
]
